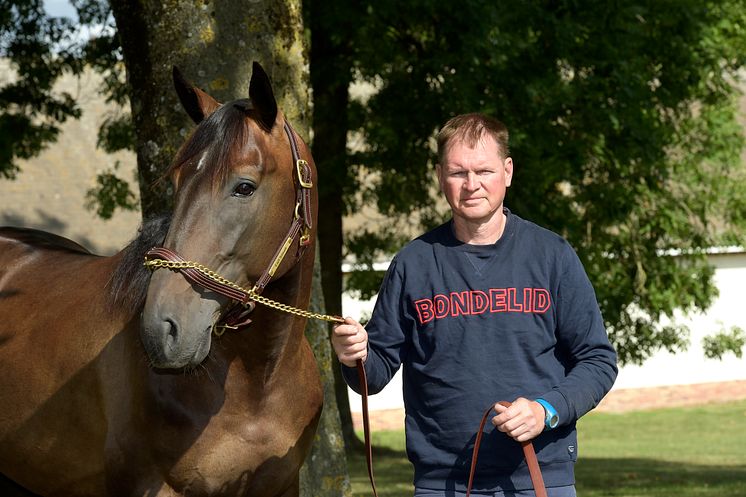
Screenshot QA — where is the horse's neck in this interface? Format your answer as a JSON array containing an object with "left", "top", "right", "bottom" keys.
[{"left": 227, "top": 268, "right": 312, "bottom": 377}]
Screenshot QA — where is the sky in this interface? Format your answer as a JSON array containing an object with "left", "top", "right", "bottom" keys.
[
  {"left": 43, "top": 0, "right": 77, "bottom": 19},
  {"left": 41, "top": 1, "right": 114, "bottom": 43}
]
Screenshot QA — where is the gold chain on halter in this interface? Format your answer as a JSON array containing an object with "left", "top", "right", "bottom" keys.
[{"left": 144, "top": 258, "right": 344, "bottom": 323}]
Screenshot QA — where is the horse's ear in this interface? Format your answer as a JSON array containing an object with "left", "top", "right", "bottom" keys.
[
  {"left": 249, "top": 62, "right": 278, "bottom": 131},
  {"left": 172, "top": 66, "right": 221, "bottom": 124}
]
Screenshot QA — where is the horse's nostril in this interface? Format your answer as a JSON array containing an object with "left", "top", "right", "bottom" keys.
[{"left": 165, "top": 318, "right": 179, "bottom": 339}]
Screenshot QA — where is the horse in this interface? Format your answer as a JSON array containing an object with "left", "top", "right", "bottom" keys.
[{"left": 0, "top": 62, "right": 323, "bottom": 497}]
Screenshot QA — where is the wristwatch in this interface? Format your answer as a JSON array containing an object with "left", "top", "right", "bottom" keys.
[{"left": 535, "top": 398, "right": 559, "bottom": 430}]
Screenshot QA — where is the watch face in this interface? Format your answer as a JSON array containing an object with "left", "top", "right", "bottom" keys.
[{"left": 547, "top": 412, "right": 559, "bottom": 429}]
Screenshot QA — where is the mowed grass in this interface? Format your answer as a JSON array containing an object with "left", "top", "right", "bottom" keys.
[{"left": 350, "top": 400, "right": 746, "bottom": 497}]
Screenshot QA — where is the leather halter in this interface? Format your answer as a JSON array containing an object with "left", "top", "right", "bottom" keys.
[{"left": 144, "top": 120, "right": 313, "bottom": 332}]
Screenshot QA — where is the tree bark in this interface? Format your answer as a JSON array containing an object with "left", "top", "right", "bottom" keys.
[
  {"left": 111, "top": 0, "right": 311, "bottom": 216},
  {"left": 301, "top": 250, "right": 353, "bottom": 497},
  {"left": 308, "top": 0, "right": 362, "bottom": 454},
  {"left": 110, "top": 1, "right": 350, "bottom": 494}
]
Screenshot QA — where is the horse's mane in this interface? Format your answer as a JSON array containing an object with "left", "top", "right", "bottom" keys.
[
  {"left": 107, "top": 214, "right": 171, "bottom": 311},
  {"left": 166, "top": 99, "right": 254, "bottom": 188}
]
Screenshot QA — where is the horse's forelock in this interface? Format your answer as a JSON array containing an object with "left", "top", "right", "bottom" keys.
[{"left": 167, "top": 101, "right": 261, "bottom": 190}]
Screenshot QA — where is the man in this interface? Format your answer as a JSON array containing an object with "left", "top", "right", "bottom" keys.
[{"left": 332, "top": 113, "right": 617, "bottom": 497}]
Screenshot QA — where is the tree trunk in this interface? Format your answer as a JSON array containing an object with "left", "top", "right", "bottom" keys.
[
  {"left": 110, "top": 1, "right": 350, "bottom": 494},
  {"left": 308, "top": 0, "right": 362, "bottom": 454},
  {"left": 301, "top": 250, "right": 353, "bottom": 497},
  {"left": 111, "top": 0, "right": 311, "bottom": 215}
]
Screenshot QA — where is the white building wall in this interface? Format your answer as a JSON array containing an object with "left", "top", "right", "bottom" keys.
[
  {"left": 0, "top": 66, "right": 140, "bottom": 255},
  {"left": 613, "top": 251, "right": 746, "bottom": 389}
]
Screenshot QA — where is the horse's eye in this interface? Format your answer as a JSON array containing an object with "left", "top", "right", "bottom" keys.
[{"left": 233, "top": 182, "right": 256, "bottom": 197}]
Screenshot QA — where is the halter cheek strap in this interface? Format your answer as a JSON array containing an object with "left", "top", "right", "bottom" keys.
[{"left": 253, "top": 121, "right": 314, "bottom": 294}]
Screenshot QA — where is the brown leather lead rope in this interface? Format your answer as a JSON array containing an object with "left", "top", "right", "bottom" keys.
[
  {"left": 356, "top": 360, "right": 547, "bottom": 497},
  {"left": 465, "top": 401, "right": 548, "bottom": 497},
  {"left": 356, "top": 359, "right": 380, "bottom": 497}
]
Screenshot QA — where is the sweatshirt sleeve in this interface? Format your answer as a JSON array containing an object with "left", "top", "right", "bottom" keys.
[
  {"left": 341, "top": 258, "right": 409, "bottom": 395},
  {"left": 540, "top": 244, "right": 618, "bottom": 425}
]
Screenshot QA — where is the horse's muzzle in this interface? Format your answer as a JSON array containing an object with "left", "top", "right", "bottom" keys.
[{"left": 140, "top": 313, "right": 212, "bottom": 369}]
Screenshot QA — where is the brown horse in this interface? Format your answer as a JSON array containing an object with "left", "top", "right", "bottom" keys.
[{"left": 0, "top": 62, "right": 322, "bottom": 497}]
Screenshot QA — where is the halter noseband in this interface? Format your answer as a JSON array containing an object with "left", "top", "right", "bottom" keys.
[{"left": 144, "top": 120, "right": 316, "bottom": 334}]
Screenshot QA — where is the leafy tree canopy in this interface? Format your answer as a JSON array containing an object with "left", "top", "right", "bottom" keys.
[
  {"left": 337, "top": 0, "right": 746, "bottom": 364},
  {"left": 0, "top": 0, "right": 134, "bottom": 215},
  {"left": 0, "top": 0, "right": 83, "bottom": 178}
]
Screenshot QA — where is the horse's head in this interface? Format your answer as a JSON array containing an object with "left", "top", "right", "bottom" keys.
[{"left": 140, "top": 62, "right": 317, "bottom": 369}]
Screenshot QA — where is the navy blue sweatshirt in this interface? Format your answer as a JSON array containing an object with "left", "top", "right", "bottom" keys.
[{"left": 342, "top": 210, "right": 617, "bottom": 492}]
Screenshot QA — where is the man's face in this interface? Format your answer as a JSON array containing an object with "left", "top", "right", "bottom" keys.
[{"left": 437, "top": 134, "right": 513, "bottom": 224}]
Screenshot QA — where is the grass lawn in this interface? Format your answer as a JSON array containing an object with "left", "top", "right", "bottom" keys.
[{"left": 349, "top": 399, "right": 746, "bottom": 497}]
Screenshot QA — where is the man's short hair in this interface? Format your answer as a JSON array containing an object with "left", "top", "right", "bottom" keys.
[{"left": 437, "top": 113, "right": 510, "bottom": 165}]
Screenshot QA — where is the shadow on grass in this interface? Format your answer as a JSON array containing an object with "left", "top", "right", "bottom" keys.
[
  {"left": 576, "top": 457, "right": 746, "bottom": 497},
  {"left": 348, "top": 449, "right": 746, "bottom": 497},
  {"left": 348, "top": 446, "right": 414, "bottom": 497}
]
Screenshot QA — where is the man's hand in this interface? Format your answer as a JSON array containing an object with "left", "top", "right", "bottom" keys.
[
  {"left": 331, "top": 317, "right": 368, "bottom": 367},
  {"left": 491, "top": 397, "right": 545, "bottom": 442}
]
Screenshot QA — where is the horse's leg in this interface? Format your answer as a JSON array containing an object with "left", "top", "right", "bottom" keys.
[{"left": 0, "top": 474, "right": 41, "bottom": 497}]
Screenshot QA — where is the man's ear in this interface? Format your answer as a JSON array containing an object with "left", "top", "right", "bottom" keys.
[
  {"left": 435, "top": 163, "right": 446, "bottom": 192},
  {"left": 504, "top": 157, "right": 514, "bottom": 187},
  {"left": 172, "top": 66, "right": 221, "bottom": 124}
]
